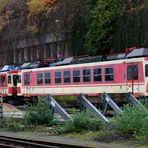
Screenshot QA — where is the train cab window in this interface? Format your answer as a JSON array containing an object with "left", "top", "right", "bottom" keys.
[
  {"left": 105, "top": 67, "right": 114, "bottom": 81},
  {"left": 83, "top": 69, "right": 91, "bottom": 82},
  {"left": 55, "top": 72, "right": 61, "bottom": 84},
  {"left": 145, "top": 64, "right": 148, "bottom": 77},
  {"left": 45, "top": 72, "right": 51, "bottom": 84},
  {"left": 94, "top": 68, "right": 102, "bottom": 82},
  {"left": 73, "top": 70, "right": 80, "bottom": 83},
  {"left": 8, "top": 76, "right": 11, "bottom": 84},
  {"left": 37, "top": 73, "right": 43, "bottom": 84},
  {"left": 64, "top": 71, "right": 71, "bottom": 83},
  {"left": 24, "top": 74, "right": 30, "bottom": 84},
  {"left": 13, "top": 75, "right": 19, "bottom": 86}
]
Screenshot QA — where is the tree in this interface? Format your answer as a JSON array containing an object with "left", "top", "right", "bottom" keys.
[{"left": 86, "top": 0, "right": 125, "bottom": 55}]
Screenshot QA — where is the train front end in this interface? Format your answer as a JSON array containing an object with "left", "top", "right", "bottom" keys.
[{"left": 7, "top": 70, "right": 21, "bottom": 99}]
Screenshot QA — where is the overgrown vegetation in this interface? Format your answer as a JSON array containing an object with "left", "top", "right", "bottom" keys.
[
  {"left": 24, "top": 99, "right": 54, "bottom": 125},
  {"left": 0, "top": 118, "right": 25, "bottom": 132},
  {"left": 0, "top": 98, "right": 148, "bottom": 142},
  {"left": 115, "top": 105, "right": 148, "bottom": 140},
  {"left": 59, "top": 111, "right": 102, "bottom": 133}
]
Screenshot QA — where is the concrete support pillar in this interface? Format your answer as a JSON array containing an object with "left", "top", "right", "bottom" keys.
[
  {"left": 24, "top": 48, "right": 28, "bottom": 62},
  {"left": 13, "top": 50, "right": 17, "bottom": 64},
  {"left": 57, "top": 42, "right": 60, "bottom": 58},
  {"left": 43, "top": 44, "right": 47, "bottom": 58},
  {"left": 18, "top": 50, "right": 21, "bottom": 64},
  {"left": 30, "top": 47, "right": 33, "bottom": 61},
  {"left": 37, "top": 46, "right": 40, "bottom": 59},
  {"left": 50, "top": 43, "right": 54, "bottom": 58}
]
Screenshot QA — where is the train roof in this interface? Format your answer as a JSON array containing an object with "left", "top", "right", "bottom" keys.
[
  {"left": 0, "top": 47, "right": 148, "bottom": 72},
  {"left": 126, "top": 48, "right": 148, "bottom": 58}
]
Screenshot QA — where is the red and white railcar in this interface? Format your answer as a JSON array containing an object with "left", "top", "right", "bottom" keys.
[{"left": 18, "top": 56, "right": 148, "bottom": 98}]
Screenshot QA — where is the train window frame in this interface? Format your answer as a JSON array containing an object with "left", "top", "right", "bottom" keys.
[
  {"left": 64, "top": 70, "right": 71, "bottom": 83},
  {"left": 145, "top": 64, "right": 148, "bottom": 77},
  {"left": 73, "top": 70, "right": 80, "bottom": 83},
  {"left": 94, "top": 68, "right": 102, "bottom": 82},
  {"left": 37, "top": 72, "right": 43, "bottom": 84},
  {"left": 83, "top": 69, "right": 91, "bottom": 82},
  {"left": 24, "top": 73, "right": 30, "bottom": 85},
  {"left": 105, "top": 67, "right": 114, "bottom": 81},
  {"left": 55, "top": 71, "right": 62, "bottom": 84},
  {"left": 45, "top": 72, "right": 51, "bottom": 84}
]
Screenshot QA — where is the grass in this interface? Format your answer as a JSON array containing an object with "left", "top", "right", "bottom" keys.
[{"left": 65, "top": 131, "right": 99, "bottom": 140}]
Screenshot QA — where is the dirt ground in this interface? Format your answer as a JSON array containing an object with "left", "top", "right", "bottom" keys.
[
  {"left": 3, "top": 103, "right": 21, "bottom": 112},
  {"left": 0, "top": 131, "right": 147, "bottom": 148}
]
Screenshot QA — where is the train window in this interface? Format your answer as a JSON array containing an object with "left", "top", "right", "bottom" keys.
[
  {"left": 24, "top": 74, "right": 30, "bottom": 84},
  {"left": 45, "top": 72, "right": 51, "bottom": 84},
  {"left": 55, "top": 72, "right": 61, "bottom": 84},
  {"left": 13, "top": 75, "right": 18, "bottom": 86},
  {"left": 83, "top": 69, "right": 91, "bottom": 82},
  {"left": 145, "top": 64, "right": 148, "bottom": 77},
  {"left": 64, "top": 71, "right": 70, "bottom": 83},
  {"left": 94, "top": 68, "right": 102, "bottom": 82},
  {"left": 127, "top": 65, "right": 132, "bottom": 80},
  {"left": 105, "top": 67, "right": 114, "bottom": 81},
  {"left": 127, "top": 65, "right": 138, "bottom": 80},
  {"left": 8, "top": 76, "right": 11, "bottom": 84},
  {"left": 17, "top": 75, "right": 21, "bottom": 83},
  {"left": 73, "top": 70, "right": 80, "bottom": 83},
  {"left": 37, "top": 73, "right": 43, "bottom": 84},
  {"left": 133, "top": 65, "right": 138, "bottom": 80}
]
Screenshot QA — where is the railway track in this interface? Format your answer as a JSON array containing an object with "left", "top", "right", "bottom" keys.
[{"left": 0, "top": 135, "right": 93, "bottom": 148}]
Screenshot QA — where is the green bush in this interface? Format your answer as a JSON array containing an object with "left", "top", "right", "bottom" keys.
[
  {"left": 0, "top": 118, "right": 25, "bottom": 132},
  {"left": 140, "top": 97, "right": 148, "bottom": 109},
  {"left": 24, "top": 99, "right": 53, "bottom": 125},
  {"left": 60, "top": 111, "right": 102, "bottom": 133},
  {"left": 115, "top": 105, "right": 148, "bottom": 140}
]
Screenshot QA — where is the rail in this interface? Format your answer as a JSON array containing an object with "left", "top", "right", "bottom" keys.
[{"left": 0, "top": 135, "right": 92, "bottom": 148}]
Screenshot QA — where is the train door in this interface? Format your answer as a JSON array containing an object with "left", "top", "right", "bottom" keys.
[
  {"left": 127, "top": 63, "right": 139, "bottom": 96},
  {"left": 8, "top": 73, "right": 18, "bottom": 96},
  {"left": 24, "top": 72, "right": 31, "bottom": 97}
]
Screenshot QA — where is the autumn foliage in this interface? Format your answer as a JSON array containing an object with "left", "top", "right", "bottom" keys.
[{"left": 28, "top": 0, "right": 58, "bottom": 15}]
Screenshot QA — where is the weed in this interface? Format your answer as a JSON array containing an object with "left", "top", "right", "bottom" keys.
[
  {"left": 115, "top": 105, "right": 148, "bottom": 140},
  {"left": 59, "top": 111, "right": 102, "bottom": 133},
  {"left": 24, "top": 98, "right": 54, "bottom": 126},
  {"left": 0, "top": 118, "right": 25, "bottom": 132}
]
